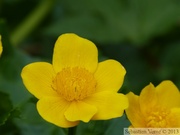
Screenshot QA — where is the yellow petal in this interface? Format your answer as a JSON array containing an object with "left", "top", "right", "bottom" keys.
[
  {"left": 139, "top": 83, "right": 158, "bottom": 115},
  {"left": 94, "top": 60, "right": 126, "bottom": 92},
  {"left": 169, "top": 108, "right": 180, "bottom": 127},
  {"left": 64, "top": 101, "right": 97, "bottom": 122},
  {"left": 53, "top": 33, "right": 98, "bottom": 73},
  {"left": 83, "top": 91, "right": 128, "bottom": 120},
  {"left": 125, "top": 92, "right": 145, "bottom": 127},
  {"left": 21, "top": 62, "right": 58, "bottom": 99},
  {"left": 156, "top": 80, "right": 180, "bottom": 108},
  {"left": 0, "top": 35, "right": 2, "bottom": 56},
  {"left": 37, "top": 97, "right": 79, "bottom": 128}
]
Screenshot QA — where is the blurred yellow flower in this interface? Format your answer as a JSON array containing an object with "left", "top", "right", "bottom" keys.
[
  {"left": 126, "top": 80, "right": 180, "bottom": 128},
  {"left": 0, "top": 35, "right": 2, "bottom": 56},
  {"left": 21, "top": 33, "right": 128, "bottom": 128}
]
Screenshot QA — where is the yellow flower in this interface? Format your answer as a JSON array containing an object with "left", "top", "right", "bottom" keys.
[
  {"left": 21, "top": 33, "right": 128, "bottom": 128},
  {"left": 125, "top": 80, "right": 180, "bottom": 128},
  {"left": 0, "top": 35, "right": 2, "bottom": 56}
]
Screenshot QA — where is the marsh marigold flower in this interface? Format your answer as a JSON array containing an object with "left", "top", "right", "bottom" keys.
[
  {"left": 21, "top": 33, "right": 128, "bottom": 128},
  {"left": 125, "top": 80, "right": 180, "bottom": 128},
  {"left": 0, "top": 35, "right": 2, "bottom": 56}
]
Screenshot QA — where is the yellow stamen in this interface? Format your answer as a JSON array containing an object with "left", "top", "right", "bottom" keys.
[
  {"left": 52, "top": 67, "right": 97, "bottom": 101},
  {"left": 146, "top": 107, "right": 170, "bottom": 127}
]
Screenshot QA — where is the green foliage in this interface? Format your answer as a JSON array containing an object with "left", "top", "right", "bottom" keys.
[
  {"left": 76, "top": 115, "right": 130, "bottom": 135},
  {"left": 44, "top": 0, "right": 180, "bottom": 45},
  {"left": 0, "top": 0, "right": 180, "bottom": 134},
  {"left": 14, "top": 101, "right": 66, "bottom": 135},
  {"left": 0, "top": 91, "right": 13, "bottom": 125}
]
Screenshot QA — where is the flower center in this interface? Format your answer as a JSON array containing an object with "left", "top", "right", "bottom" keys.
[
  {"left": 52, "top": 67, "right": 97, "bottom": 101},
  {"left": 146, "top": 107, "right": 170, "bottom": 128}
]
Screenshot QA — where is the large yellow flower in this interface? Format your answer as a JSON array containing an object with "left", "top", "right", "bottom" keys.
[
  {"left": 21, "top": 33, "right": 128, "bottom": 128},
  {"left": 126, "top": 80, "right": 180, "bottom": 128},
  {"left": 0, "top": 35, "right": 2, "bottom": 56}
]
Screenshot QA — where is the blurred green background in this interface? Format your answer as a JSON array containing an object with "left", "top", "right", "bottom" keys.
[{"left": 1, "top": 0, "right": 180, "bottom": 134}]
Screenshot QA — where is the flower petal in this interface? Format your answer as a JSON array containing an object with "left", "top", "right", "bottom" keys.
[
  {"left": 0, "top": 35, "right": 2, "bottom": 56},
  {"left": 53, "top": 33, "right": 98, "bottom": 73},
  {"left": 21, "top": 62, "right": 58, "bottom": 99},
  {"left": 169, "top": 108, "right": 180, "bottom": 127},
  {"left": 156, "top": 80, "right": 180, "bottom": 108},
  {"left": 94, "top": 60, "right": 126, "bottom": 92},
  {"left": 37, "top": 97, "right": 79, "bottom": 128},
  {"left": 139, "top": 83, "right": 158, "bottom": 115},
  {"left": 64, "top": 101, "right": 97, "bottom": 122},
  {"left": 83, "top": 91, "right": 128, "bottom": 120},
  {"left": 125, "top": 92, "right": 145, "bottom": 127}
]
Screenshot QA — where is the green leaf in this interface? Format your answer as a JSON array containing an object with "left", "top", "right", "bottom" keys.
[
  {"left": 76, "top": 120, "right": 109, "bottom": 135},
  {"left": 0, "top": 20, "right": 39, "bottom": 107},
  {"left": 0, "top": 50, "right": 38, "bottom": 107},
  {"left": 0, "top": 91, "right": 13, "bottom": 125},
  {"left": 44, "top": 0, "right": 180, "bottom": 45},
  {"left": 14, "top": 101, "right": 66, "bottom": 135},
  {"left": 76, "top": 114, "right": 130, "bottom": 135},
  {"left": 104, "top": 115, "right": 130, "bottom": 135}
]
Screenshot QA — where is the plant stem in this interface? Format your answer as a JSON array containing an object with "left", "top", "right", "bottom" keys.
[
  {"left": 68, "top": 126, "right": 77, "bottom": 135},
  {"left": 11, "top": 0, "right": 55, "bottom": 46}
]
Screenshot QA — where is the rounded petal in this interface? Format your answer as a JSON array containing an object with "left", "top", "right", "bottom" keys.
[
  {"left": 64, "top": 101, "right": 97, "bottom": 122},
  {"left": 83, "top": 91, "right": 128, "bottom": 120},
  {"left": 21, "top": 62, "right": 58, "bottom": 99},
  {"left": 156, "top": 80, "right": 180, "bottom": 108},
  {"left": 37, "top": 97, "right": 79, "bottom": 128},
  {"left": 169, "top": 108, "right": 180, "bottom": 127},
  {"left": 139, "top": 83, "right": 158, "bottom": 115},
  {"left": 0, "top": 35, "right": 2, "bottom": 56},
  {"left": 125, "top": 92, "right": 145, "bottom": 127},
  {"left": 94, "top": 60, "right": 126, "bottom": 92},
  {"left": 53, "top": 33, "right": 98, "bottom": 73}
]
